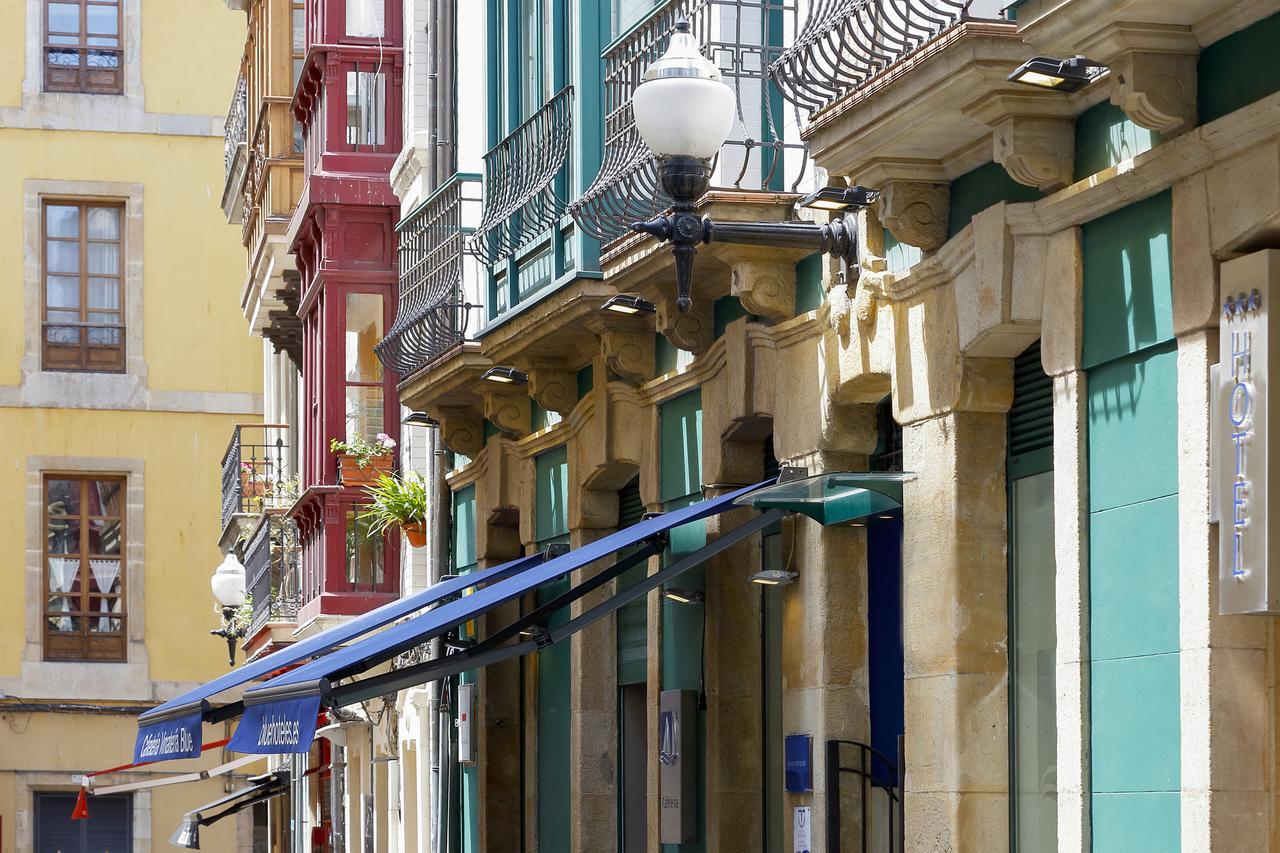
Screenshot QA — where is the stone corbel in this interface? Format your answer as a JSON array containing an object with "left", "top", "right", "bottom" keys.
[
  {"left": 730, "top": 254, "right": 796, "bottom": 321},
  {"left": 656, "top": 297, "right": 713, "bottom": 355},
  {"left": 587, "top": 314, "right": 655, "bottom": 385},
  {"left": 526, "top": 368, "right": 577, "bottom": 415},
  {"left": 436, "top": 407, "right": 484, "bottom": 457},
  {"left": 877, "top": 181, "right": 950, "bottom": 254},
  {"left": 1110, "top": 50, "right": 1197, "bottom": 136},
  {"left": 992, "top": 115, "right": 1074, "bottom": 192},
  {"left": 482, "top": 390, "right": 530, "bottom": 438}
]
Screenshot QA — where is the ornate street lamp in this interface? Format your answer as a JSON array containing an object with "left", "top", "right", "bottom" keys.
[
  {"left": 210, "top": 552, "right": 247, "bottom": 667},
  {"left": 629, "top": 19, "right": 879, "bottom": 312}
]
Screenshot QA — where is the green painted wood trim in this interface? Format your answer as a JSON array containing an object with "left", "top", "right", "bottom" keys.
[
  {"left": 947, "top": 162, "right": 1043, "bottom": 239},
  {"left": 535, "top": 445, "right": 570, "bottom": 541},
  {"left": 1198, "top": 10, "right": 1280, "bottom": 124},
  {"left": 452, "top": 485, "right": 477, "bottom": 570},
  {"left": 1073, "top": 101, "right": 1164, "bottom": 182},
  {"left": 660, "top": 391, "right": 703, "bottom": 503}
]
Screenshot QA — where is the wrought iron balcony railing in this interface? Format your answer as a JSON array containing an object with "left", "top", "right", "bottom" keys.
[
  {"left": 244, "top": 512, "right": 302, "bottom": 641},
  {"left": 570, "top": 0, "right": 810, "bottom": 243},
  {"left": 220, "top": 423, "right": 294, "bottom": 536},
  {"left": 225, "top": 74, "right": 249, "bottom": 180},
  {"left": 769, "top": 0, "right": 1002, "bottom": 115},
  {"left": 467, "top": 85, "right": 574, "bottom": 265},
  {"left": 375, "top": 174, "right": 483, "bottom": 376}
]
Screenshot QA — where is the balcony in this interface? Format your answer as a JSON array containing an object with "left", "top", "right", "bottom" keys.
[
  {"left": 242, "top": 511, "right": 301, "bottom": 657},
  {"left": 220, "top": 423, "right": 294, "bottom": 548},
  {"left": 223, "top": 74, "right": 250, "bottom": 224},
  {"left": 570, "top": 0, "right": 811, "bottom": 243},
  {"left": 375, "top": 173, "right": 483, "bottom": 379}
]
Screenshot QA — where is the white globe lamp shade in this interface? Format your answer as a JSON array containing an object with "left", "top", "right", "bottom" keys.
[
  {"left": 211, "top": 552, "right": 247, "bottom": 608},
  {"left": 632, "top": 20, "right": 736, "bottom": 160}
]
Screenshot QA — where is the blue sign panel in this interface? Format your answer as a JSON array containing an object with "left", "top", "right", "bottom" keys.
[
  {"left": 229, "top": 694, "right": 323, "bottom": 754},
  {"left": 133, "top": 711, "right": 203, "bottom": 764},
  {"left": 784, "top": 734, "right": 812, "bottom": 793}
]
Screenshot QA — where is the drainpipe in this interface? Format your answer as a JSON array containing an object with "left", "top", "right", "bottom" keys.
[
  {"left": 437, "top": 0, "right": 457, "bottom": 181},
  {"left": 330, "top": 743, "right": 347, "bottom": 853},
  {"left": 425, "top": 0, "right": 439, "bottom": 190},
  {"left": 426, "top": 422, "right": 448, "bottom": 853}
]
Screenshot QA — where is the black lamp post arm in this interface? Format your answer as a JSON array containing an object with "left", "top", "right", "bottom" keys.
[{"left": 705, "top": 216, "right": 858, "bottom": 261}]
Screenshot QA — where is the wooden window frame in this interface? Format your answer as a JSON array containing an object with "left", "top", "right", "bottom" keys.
[
  {"left": 41, "top": 198, "right": 126, "bottom": 373},
  {"left": 44, "top": 0, "right": 124, "bottom": 94},
  {"left": 43, "top": 474, "right": 128, "bottom": 662}
]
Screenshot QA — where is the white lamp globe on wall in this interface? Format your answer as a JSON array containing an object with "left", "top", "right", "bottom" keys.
[
  {"left": 210, "top": 552, "right": 247, "bottom": 608},
  {"left": 631, "top": 18, "right": 736, "bottom": 161}
]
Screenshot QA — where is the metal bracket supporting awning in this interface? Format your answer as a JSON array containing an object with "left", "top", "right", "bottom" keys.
[{"left": 734, "top": 471, "right": 914, "bottom": 526}]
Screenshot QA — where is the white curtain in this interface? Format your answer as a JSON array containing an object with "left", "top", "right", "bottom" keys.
[
  {"left": 90, "top": 559, "right": 122, "bottom": 632},
  {"left": 48, "top": 557, "right": 78, "bottom": 632},
  {"left": 346, "top": 0, "right": 384, "bottom": 37}
]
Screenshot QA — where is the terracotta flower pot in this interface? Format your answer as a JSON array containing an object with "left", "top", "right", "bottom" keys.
[
  {"left": 402, "top": 521, "right": 427, "bottom": 548},
  {"left": 338, "top": 453, "right": 393, "bottom": 486}
]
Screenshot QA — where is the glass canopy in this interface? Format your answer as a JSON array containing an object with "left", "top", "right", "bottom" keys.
[{"left": 734, "top": 472, "right": 913, "bottom": 525}]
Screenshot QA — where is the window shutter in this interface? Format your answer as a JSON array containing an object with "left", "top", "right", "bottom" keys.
[
  {"left": 1008, "top": 340, "right": 1053, "bottom": 477},
  {"left": 36, "top": 792, "right": 131, "bottom": 852},
  {"left": 616, "top": 476, "right": 647, "bottom": 685}
]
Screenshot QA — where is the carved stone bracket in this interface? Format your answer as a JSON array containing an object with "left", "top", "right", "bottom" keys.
[
  {"left": 527, "top": 368, "right": 577, "bottom": 415},
  {"left": 877, "top": 181, "right": 950, "bottom": 253},
  {"left": 992, "top": 115, "right": 1074, "bottom": 192},
  {"left": 482, "top": 390, "right": 531, "bottom": 437},
  {"left": 731, "top": 256, "right": 796, "bottom": 321},
  {"left": 599, "top": 328, "right": 654, "bottom": 384},
  {"left": 436, "top": 407, "right": 484, "bottom": 457},
  {"left": 1110, "top": 50, "right": 1197, "bottom": 136},
  {"left": 656, "top": 297, "right": 713, "bottom": 355}
]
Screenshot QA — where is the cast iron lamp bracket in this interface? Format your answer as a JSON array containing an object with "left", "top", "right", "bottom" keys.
[
  {"left": 210, "top": 606, "right": 247, "bottom": 667},
  {"left": 631, "top": 156, "right": 867, "bottom": 313}
]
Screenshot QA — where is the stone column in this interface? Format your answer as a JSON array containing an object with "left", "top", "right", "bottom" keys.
[{"left": 900, "top": 406, "right": 1011, "bottom": 853}]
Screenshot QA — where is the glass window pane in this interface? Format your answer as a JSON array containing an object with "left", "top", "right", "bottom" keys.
[
  {"left": 345, "top": 71, "right": 386, "bottom": 146},
  {"left": 345, "top": 292, "right": 383, "bottom": 381},
  {"left": 87, "top": 206, "right": 120, "bottom": 239},
  {"left": 46, "top": 240, "right": 80, "bottom": 274},
  {"left": 345, "top": 386, "right": 384, "bottom": 443},
  {"left": 89, "top": 557, "right": 122, "bottom": 593},
  {"left": 48, "top": 3, "right": 79, "bottom": 34},
  {"left": 86, "top": 35, "right": 118, "bottom": 47},
  {"left": 48, "top": 615, "right": 81, "bottom": 633},
  {"left": 87, "top": 48, "right": 119, "bottom": 68},
  {"left": 46, "top": 309, "right": 80, "bottom": 325},
  {"left": 87, "top": 325, "right": 122, "bottom": 346},
  {"left": 1012, "top": 470, "right": 1057, "bottom": 851},
  {"left": 87, "top": 242, "right": 119, "bottom": 275},
  {"left": 293, "top": 8, "right": 305, "bottom": 52},
  {"left": 46, "top": 205, "right": 79, "bottom": 238},
  {"left": 47, "top": 275, "right": 80, "bottom": 309},
  {"left": 87, "top": 277, "right": 119, "bottom": 310},
  {"left": 90, "top": 478, "right": 123, "bottom": 516},
  {"left": 48, "top": 557, "right": 81, "bottom": 592},
  {"left": 346, "top": 0, "right": 384, "bottom": 37},
  {"left": 90, "top": 522, "right": 122, "bottom": 556},
  {"left": 47, "top": 520, "right": 80, "bottom": 555},
  {"left": 48, "top": 479, "right": 80, "bottom": 515},
  {"left": 345, "top": 510, "right": 385, "bottom": 586},
  {"left": 86, "top": 5, "right": 118, "bottom": 35}
]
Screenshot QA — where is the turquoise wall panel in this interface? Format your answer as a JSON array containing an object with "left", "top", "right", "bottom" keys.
[
  {"left": 1089, "top": 495, "right": 1180, "bottom": 660},
  {"left": 1081, "top": 191, "right": 1173, "bottom": 370},
  {"left": 1086, "top": 343, "right": 1179, "bottom": 511},
  {"left": 713, "top": 296, "right": 752, "bottom": 339},
  {"left": 1092, "top": 792, "right": 1181, "bottom": 853},
  {"left": 452, "top": 485, "right": 477, "bottom": 570},
  {"left": 660, "top": 391, "right": 703, "bottom": 503},
  {"left": 1074, "top": 102, "right": 1164, "bottom": 182},
  {"left": 535, "top": 446, "right": 570, "bottom": 542},
  {"left": 536, "top": 574, "right": 572, "bottom": 853},
  {"left": 1091, "top": 654, "right": 1181, "bottom": 793},
  {"left": 577, "top": 363, "right": 594, "bottom": 399},
  {"left": 946, "top": 161, "right": 1043, "bottom": 239},
  {"left": 1198, "top": 11, "right": 1280, "bottom": 124},
  {"left": 883, "top": 227, "right": 923, "bottom": 275},
  {"left": 794, "top": 253, "right": 824, "bottom": 314}
]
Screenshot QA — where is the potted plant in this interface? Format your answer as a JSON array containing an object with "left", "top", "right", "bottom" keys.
[
  {"left": 330, "top": 433, "right": 396, "bottom": 486},
  {"left": 359, "top": 471, "right": 429, "bottom": 548}
]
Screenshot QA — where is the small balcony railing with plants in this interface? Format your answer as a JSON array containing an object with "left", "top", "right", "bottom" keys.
[
  {"left": 768, "top": 0, "right": 1004, "bottom": 115},
  {"left": 243, "top": 512, "right": 302, "bottom": 642},
  {"left": 220, "top": 424, "right": 295, "bottom": 537},
  {"left": 569, "top": 0, "right": 810, "bottom": 243},
  {"left": 375, "top": 173, "right": 483, "bottom": 378}
]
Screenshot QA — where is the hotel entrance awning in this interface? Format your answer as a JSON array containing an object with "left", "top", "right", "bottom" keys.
[
  {"left": 734, "top": 471, "right": 912, "bottom": 525},
  {"left": 227, "top": 482, "right": 783, "bottom": 755},
  {"left": 134, "top": 551, "right": 548, "bottom": 763}
]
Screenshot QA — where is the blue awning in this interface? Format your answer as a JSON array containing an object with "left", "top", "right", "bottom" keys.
[
  {"left": 229, "top": 482, "right": 773, "bottom": 754},
  {"left": 134, "top": 551, "right": 546, "bottom": 763}
]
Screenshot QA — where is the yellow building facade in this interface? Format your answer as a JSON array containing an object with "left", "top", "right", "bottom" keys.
[{"left": 0, "top": 0, "right": 265, "bottom": 850}]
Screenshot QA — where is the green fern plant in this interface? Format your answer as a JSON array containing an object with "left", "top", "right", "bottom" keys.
[{"left": 358, "top": 471, "right": 428, "bottom": 538}]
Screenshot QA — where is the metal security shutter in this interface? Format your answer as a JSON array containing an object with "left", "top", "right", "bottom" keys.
[
  {"left": 616, "top": 476, "right": 647, "bottom": 685},
  {"left": 35, "top": 792, "right": 131, "bottom": 853},
  {"left": 1008, "top": 340, "right": 1053, "bottom": 478}
]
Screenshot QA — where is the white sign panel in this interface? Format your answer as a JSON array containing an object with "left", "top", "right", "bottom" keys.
[
  {"left": 793, "top": 806, "right": 812, "bottom": 853},
  {"left": 457, "top": 682, "right": 475, "bottom": 763},
  {"left": 1217, "top": 250, "right": 1278, "bottom": 613}
]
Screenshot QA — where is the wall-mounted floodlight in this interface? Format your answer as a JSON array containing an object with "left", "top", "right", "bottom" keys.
[
  {"left": 481, "top": 366, "right": 528, "bottom": 385},
  {"left": 1008, "top": 55, "right": 1108, "bottom": 93},
  {"left": 602, "top": 294, "right": 657, "bottom": 316},
  {"left": 750, "top": 569, "right": 799, "bottom": 587},
  {"left": 796, "top": 185, "right": 880, "bottom": 213},
  {"left": 663, "top": 587, "right": 705, "bottom": 605},
  {"left": 402, "top": 411, "right": 439, "bottom": 427}
]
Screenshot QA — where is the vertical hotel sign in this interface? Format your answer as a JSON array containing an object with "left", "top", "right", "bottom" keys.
[{"left": 1217, "top": 251, "right": 1277, "bottom": 614}]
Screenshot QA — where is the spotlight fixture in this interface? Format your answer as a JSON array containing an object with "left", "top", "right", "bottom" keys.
[
  {"left": 750, "top": 569, "right": 799, "bottom": 587},
  {"left": 1008, "top": 55, "right": 1108, "bottom": 93},
  {"left": 170, "top": 814, "right": 200, "bottom": 849},
  {"left": 663, "top": 587, "right": 705, "bottom": 605},
  {"left": 602, "top": 294, "right": 658, "bottom": 316},
  {"left": 481, "top": 366, "right": 528, "bottom": 385},
  {"left": 797, "top": 185, "right": 880, "bottom": 213},
  {"left": 402, "top": 411, "right": 439, "bottom": 428}
]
